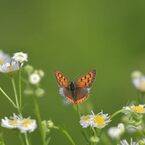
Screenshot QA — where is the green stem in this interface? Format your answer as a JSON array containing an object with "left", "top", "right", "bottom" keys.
[
  {"left": 24, "top": 133, "right": 30, "bottom": 145},
  {"left": 32, "top": 96, "right": 46, "bottom": 145},
  {"left": 0, "top": 87, "right": 17, "bottom": 108},
  {"left": 110, "top": 109, "right": 124, "bottom": 119},
  {"left": 59, "top": 127, "right": 76, "bottom": 145},
  {"left": 19, "top": 69, "right": 22, "bottom": 108},
  {"left": 11, "top": 77, "right": 20, "bottom": 110},
  {"left": 91, "top": 127, "right": 97, "bottom": 137}
]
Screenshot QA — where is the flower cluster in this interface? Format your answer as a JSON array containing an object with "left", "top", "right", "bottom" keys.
[
  {"left": 0, "top": 51, "right": 27, "bottom": 75},
  {"left": 24, "top": 64, "right": 45, "bottom": 97},
  {"left": 80, "top": 111, "right": 111, "bottom": 129},
  {"left": 1, "top": 114, "right": 37, "bottom": 133}
]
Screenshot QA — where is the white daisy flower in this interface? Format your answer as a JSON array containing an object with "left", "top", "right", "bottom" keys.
[
  {"left": 131, "top": 71, "right": 145, "bottom": 92},
  {"left": 12, "top": 52, "right": 28, "bottom": 64},
  {"left": 18, "top": 118, "right": 37, "bottom": 133},
  {"left": 0, "top": 60, "right": 20, "bottom": 74},
  {"left": 1, "top": 114, "right": 21, "bottom": 129},
  {"left": 0, "top": 50, "right": 11, "bottom": 65},
  {"left": 91, "top": 112, "right": 111, "bottom": 128},
  {"left": 29, "top": 72, "right": 41, "bottom": 85},
  {"left": 120, "top": 138, "right": 139, "bottom": 145},
  {"left": 80, "top": 115, "right": 93, "bottom": 128},
  {"left": 108, "top": 123, "right": 125, "bottom": 139},
  {"left": 123, "top": 104, "right": 145, "bottom": 114}
]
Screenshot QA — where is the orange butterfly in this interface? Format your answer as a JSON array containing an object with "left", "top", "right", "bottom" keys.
[{"left": 54, "top": 70, "right": 96, "bottom": 105}]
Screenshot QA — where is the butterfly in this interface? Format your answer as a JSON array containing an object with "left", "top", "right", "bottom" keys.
[{"left": 54, "top": 70, "right": 96, "bottom": 105}]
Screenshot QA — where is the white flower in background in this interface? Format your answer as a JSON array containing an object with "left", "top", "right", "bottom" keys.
[
  {"left": 120, "top": 138, "right": 139, "bottom": 145},
  {"left": 0, "top": 50, "right": 11, "bottom": 64},
  {"left": 91, "top": 112, "right": 111, "bottom": 128},
  {"left": 18, "top": 118, "right": 37, "bottom": 133},
  {"left": 80, "top": 115, "right": 93, "bottom": 128},
  {"left": 24, "top": 64, "right": 34, "bottom": 74},
  {"left": 12, "top": 52, "right": 28, "bottom": 64},
  {"left": 108, "top": 123, "right": 125, "bottom": 139},
  {"left": 29, "top": 72, "right": 41, "bottom": 85},
  {"left": 131, "top": 71, "right": 145, "bottom": 92},
  {"left": 1, "top": 114, "right": 21, "bottom": 129},
  {"left": 0, "top": 60, "right": 20, "bottom": 73},
  {"left": 123, "top": 104, "right": 145, "bottom": 114}
]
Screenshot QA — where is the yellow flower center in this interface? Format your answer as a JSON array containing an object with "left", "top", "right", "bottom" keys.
[
  {"left": 0, "top": 59, "right": 4, "bottom": 65},
  {"left": 94, "top": 115, "right": 105, "bottom": 127},
  {"left": 21, "top": 120, "right": 33, "bottom": 127},
  {"left": 131, "top": 106, "right": 145, "bottom": 113},
  {"left": 9, "top": 119, "right": 18, "bottom": 126},
  {"left": 83, "top": 116, "right": 91, "bottom": 121}
]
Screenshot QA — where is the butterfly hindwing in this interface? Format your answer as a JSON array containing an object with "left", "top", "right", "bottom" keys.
[
  {"left": 73, "top": 88, "right": 89, "bottom": 104},
  {"left": 55, "top": 70, "right": 69, "bottom": 88},
  {"left": 75, "top": 70, "right": 96, "bottom": 88},
  {"left": 64, "top": 88, "right": 89, "bottom": 105}
]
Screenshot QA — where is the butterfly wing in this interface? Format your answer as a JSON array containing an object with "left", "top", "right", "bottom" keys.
[
  {"left": 55, "top": 71, "right": 74, "bottom": 102},
  {"left": 73, "top": 88, "right": 89, "bottom": 104},
  {"left": 55, "top": 70, "right": 70, "bottom": 88},
  {"left": 75, "top": 70, "right": 96, "bottom": 88},
  {"left": 63, "top": 88, "right": 75, "bottom": 104},
  {"left": 73, "top": 70, "right": 96, "bottom": 104}
]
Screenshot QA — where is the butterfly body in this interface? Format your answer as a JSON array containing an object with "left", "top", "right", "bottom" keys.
[{"left": 55, "top": 70, "right": 96, "bottom": 105}]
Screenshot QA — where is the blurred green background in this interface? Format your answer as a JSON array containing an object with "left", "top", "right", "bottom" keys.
[{"left": 0, "top": 0, "right": 145, "bottom": 144}]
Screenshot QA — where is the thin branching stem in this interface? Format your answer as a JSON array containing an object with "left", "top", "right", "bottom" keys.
[
  {"left": 11, "top": 76, "right": 30, "bottom": 145},
  {"left": 0, "top": 87, "right": 17, "bottom": 108},
  {"left": 110, "top": 109, "right": 124, "bottom": 120},
  {"left": 11, "top": 77, "right": 20, "bottom": 110},
  {"left": 32, "top": 96, "right": 46, "bottom": 145},
  {"left": 19, "top": 69, "right": 22, "bottom": 108},
  {"left": 56, "top": 127, "right": 76, "bottom": 145}
]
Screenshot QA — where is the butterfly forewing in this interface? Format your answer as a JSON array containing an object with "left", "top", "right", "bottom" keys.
[
  {"left": 75, "top": 70, "right": 96, "bottom": 88},
  {"left": 55, "top": 71, "right": 69, "bottom": 88}
]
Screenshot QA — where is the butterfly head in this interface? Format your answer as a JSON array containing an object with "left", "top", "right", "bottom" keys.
[{"left": 69, "top": 81, "right": 76, "bottom": 91}]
